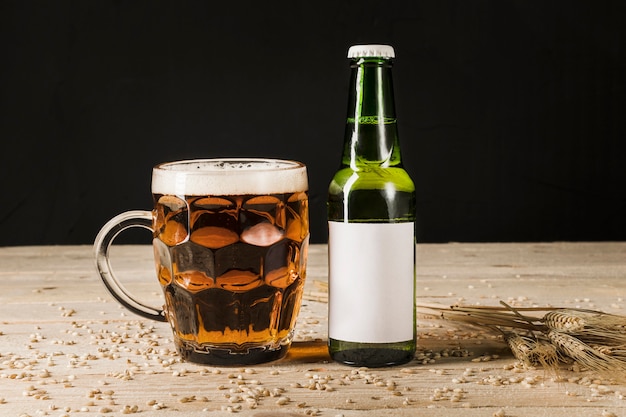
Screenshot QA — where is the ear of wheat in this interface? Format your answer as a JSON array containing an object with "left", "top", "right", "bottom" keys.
[
  {"left": 417, "top": 301, "right": 626, "bottom": 380},
  {"left": 543, "top": 309, "right": 626, "bottom": 345},
  {"left": 504, "top": 332, "right": 561, "bottom": 370},
  {"left": 547, "top": 330, "right": 626, "bottom": 374}
]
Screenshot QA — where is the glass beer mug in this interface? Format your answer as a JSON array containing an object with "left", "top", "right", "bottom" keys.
[{"left": 94, "top": 159, "right": 309, "bottom": 365}]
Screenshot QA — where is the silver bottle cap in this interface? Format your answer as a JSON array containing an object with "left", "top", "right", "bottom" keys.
[{"left": 347, "top": 44, "right": 395, "bottom": 59}]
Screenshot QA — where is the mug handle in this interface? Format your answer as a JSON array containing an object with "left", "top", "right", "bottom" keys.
[{"left": 93, "top": 210, "right": 166, "bottom": 322}]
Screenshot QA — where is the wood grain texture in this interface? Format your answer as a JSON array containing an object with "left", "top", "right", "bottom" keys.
[{"left": 1, "top": 243, "right": 626, "bottom": 416}]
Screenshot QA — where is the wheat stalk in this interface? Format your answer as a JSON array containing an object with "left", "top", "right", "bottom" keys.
[{"left": 418, "top": 301, "right": 626, "bottom": 379}]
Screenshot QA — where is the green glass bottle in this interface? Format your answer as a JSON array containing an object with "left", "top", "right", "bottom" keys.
[{"left": 327, "top": 44, "right": 416, "bottom": 367}]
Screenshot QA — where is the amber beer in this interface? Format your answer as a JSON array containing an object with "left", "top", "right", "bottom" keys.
[{"left": 150, "top": 159, "right": 309, "bottom": 365}]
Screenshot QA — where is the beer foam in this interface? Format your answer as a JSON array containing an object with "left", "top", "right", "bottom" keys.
[{"left": 152, "top": 159, "right": 308, "bottom": 196}]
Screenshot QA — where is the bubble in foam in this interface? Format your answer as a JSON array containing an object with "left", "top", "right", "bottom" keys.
[
  {"left": 211, "top": 160, "right": 290, "bottom": 171},
  {"left": 152, "top": 159, "right": 308, "bottom": 196}
]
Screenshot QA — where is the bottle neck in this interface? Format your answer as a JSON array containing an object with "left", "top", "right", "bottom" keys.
[{"left": 342, "top": 57, "right": 402, "bottom": 169}]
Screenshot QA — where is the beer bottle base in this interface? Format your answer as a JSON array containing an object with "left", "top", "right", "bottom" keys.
[{"left": 328, "top": 338, "right": 415, "bottom": 368}]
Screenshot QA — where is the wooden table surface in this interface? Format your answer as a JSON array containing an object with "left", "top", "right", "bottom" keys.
[{"left": 1, "top": 242, "right": 626, "bottom": 417}]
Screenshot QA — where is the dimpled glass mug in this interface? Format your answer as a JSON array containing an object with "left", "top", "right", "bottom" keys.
[{"left": 94, "top": 159, "right": 310, "bottom": 365}]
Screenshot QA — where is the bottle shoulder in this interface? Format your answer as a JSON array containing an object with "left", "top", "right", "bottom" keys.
[{"left": 329, "top": 166, "right": 415, "bottom": 195}]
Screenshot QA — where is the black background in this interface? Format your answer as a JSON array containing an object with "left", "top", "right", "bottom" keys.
[{"left": 1, "top": 1, "right": 625, "bottom": 246}]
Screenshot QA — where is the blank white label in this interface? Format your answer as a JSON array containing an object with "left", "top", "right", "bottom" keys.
[{"left": 328, "top": 221, "right": 415, "bottom": 343}]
